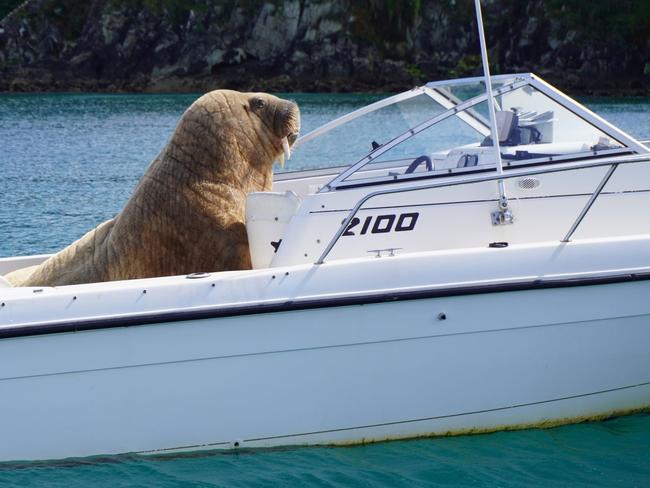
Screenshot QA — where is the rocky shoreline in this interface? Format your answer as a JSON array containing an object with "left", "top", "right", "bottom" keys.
[{"left": 1, "top": 0, "right": 649, "bottom": 95}]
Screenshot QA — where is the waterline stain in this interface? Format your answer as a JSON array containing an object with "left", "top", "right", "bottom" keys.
[{"left": 0, "top": 413, "right": 649, "bottom": 487}]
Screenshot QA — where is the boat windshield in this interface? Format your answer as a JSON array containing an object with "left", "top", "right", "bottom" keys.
[
  {"left": 291, "top": 74, "right": 634, "bottom": 190},
  {"left": 288, "top": 78, "right": 516, "bottom": 174},
  {"left": 331, "top": 80, "right": 628, "bottom": 188},
  {"left": 287, "top": 91, "right": 445, "bottom": 173}
]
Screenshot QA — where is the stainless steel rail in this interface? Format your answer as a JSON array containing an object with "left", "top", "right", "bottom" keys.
[
  {"left": 561, "top": 164, "right": 618, "bottom": 242},
  {"left": 315, "top": 153, "right": 650, "bottom": 264}
]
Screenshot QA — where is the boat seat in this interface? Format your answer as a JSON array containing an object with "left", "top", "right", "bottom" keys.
[
  {"left": 246, "top": 191, "right": 302, "bottom": 269},
  {"left": 480, "top": 110, "right": 520, "bottom": 146},
  {"left": 0, "top": 275, "right": 11, "bottom": 288}
]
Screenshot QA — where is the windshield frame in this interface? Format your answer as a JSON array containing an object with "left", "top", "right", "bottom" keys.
[
  {"left": 323, "top": 79, "right": 529, "bottom": 190},
  {"left": 292, "top": 73, "right": 648, "bottom": 191}
]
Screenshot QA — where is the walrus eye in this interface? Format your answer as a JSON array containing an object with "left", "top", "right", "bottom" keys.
[{"left": 251, "top": 98, "right": 266, "bottom": 110}]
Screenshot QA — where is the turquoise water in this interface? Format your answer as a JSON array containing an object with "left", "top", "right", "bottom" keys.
[
  {"left": 1, "top": 92, "right": 650, "bottom": 485},
  {"left": 0, "top": 416, "right": 649, "bottom": 487}
]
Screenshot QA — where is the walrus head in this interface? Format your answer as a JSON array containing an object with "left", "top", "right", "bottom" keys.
[
  {"left": 244, "top": 92, "right": 301, "bottom": 168},
  {"left": 164, "top": 90, "right": 300, "bottom": 183}
]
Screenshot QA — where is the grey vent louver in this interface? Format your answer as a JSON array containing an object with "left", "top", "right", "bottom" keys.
[{"left": 518, "top": 177, "right": 541, "bottom": 190}]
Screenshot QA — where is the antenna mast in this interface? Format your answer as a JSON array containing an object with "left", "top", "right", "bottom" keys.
[{"left": 474, "top": 0, "right": 513, "bottom": 224}]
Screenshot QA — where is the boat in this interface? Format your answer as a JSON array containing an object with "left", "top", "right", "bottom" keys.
[
  {"left": 1, "top": 70, "right": 648, "bottom": 462},
  {"left": 1, "top": 4, "right": 650, "bottom": 462}
]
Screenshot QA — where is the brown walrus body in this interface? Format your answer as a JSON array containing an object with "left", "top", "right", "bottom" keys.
[{"left": 6, "top": 90, "right": 300, "bottom": 287}]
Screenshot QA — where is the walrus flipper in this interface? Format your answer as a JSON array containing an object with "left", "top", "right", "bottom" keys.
[
  {"left": 17, "top": 219, "right": 116, "bottom": 287},
  {"left": 2, "top": 265, "right": 38, "bottom": 287}
]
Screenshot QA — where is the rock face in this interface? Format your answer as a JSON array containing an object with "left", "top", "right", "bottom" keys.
[{"left": 1, "top": 0, "right": 649, "bottom": 94}]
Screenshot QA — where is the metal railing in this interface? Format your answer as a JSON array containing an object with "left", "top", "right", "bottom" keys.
[
  {"left": 561, "top": 164, "right": 617, "bottom": 242},
  {"left": 315, "top": 153, "right": 650, "bottom": 264}
]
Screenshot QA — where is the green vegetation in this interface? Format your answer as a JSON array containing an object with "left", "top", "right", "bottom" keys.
[
  {"left": 0, "top": 0, "right": 23, "bottom": 20},
  {"left": 110, "top": 0, "right": 209, "bottom": 24},
  {"left": 349, "top": 0, "right": 422, "bottom": 51},
  {"left": 40, "top": 0, "right": 91, "bottom": 40},
  {"left": 406, "top": 63, "right": 425, "bottom": 81},
  {"left": 449, "top": 54, "right": 481, "bottom": 78},
  {"left": 6, "top": 0, "right": 649, "bottom": 52},
  {"left": 2, "top": 0, "right": 648, "bottom": 84},
  {"left": 109, "top": 0, "right": 275, "bottom": 25},
  {"left": 1, "top": 0, "right": 90, "bottom": 40},
  {"left": 547, "top": 0, "right": 650, "bottom": 44}
]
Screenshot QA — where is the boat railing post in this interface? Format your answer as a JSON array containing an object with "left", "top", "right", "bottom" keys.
[
  {"left": 561, "top": 163, "right": 618, "bottom": 242},
  {"left": 474, "top": 0, "right": 513, "bottom": 224},
  {"left": 315, "top": 197, "right": 369, "bottom": 265}
]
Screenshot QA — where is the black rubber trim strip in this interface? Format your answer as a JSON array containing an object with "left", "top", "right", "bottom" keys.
[{"left": 2, "top": 271, "right": 650, "bottom": 340}]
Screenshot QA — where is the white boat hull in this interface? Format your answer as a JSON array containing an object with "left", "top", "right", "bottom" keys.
[{"left": 2, "top": 277, "right": 648, "bottom": 461}]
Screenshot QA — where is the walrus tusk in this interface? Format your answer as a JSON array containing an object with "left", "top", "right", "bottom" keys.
[{"left": 282, "top": 136, "right": 291, "bottom": 162}]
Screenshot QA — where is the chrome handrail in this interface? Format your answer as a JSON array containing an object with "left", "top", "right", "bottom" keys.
[
  {"left": 315, "top": 153, "right": 650, "bottom": 265},
  {"left": 561, "top": 164, "right": 618, "bottom": 242}
]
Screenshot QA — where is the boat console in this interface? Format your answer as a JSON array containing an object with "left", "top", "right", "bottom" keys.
[{"left": 254, "top": 73, "right": 650, "bottom": 267}]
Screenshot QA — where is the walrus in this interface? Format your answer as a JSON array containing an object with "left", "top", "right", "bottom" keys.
[{"left": 5, "top": 90, "right": 300, "bottom": 287}]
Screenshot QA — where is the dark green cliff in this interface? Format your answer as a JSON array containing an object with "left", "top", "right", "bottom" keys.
[{"left": 1, "top": 0, "right": 648, "bottom": 94}]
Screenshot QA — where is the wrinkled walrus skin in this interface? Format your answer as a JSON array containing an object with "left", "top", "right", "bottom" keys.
[{"left": 7, "top": 90, "right": 300, "bottom": 287}]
